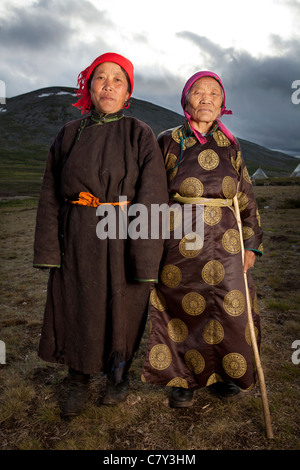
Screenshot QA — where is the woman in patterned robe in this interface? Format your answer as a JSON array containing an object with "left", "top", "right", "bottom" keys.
[{"left": 142, "top": 71, "right": 263, "bottom": 407}]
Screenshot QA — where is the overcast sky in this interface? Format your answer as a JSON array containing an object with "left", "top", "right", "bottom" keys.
[{"left": 1, "top": 0, "right": 299, "bottom": 156}]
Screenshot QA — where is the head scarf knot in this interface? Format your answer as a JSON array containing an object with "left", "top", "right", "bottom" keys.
[
  {"left": 73, "top": 52, "right": 134, "bottom": 115},
  {"left": 181, "top": 71, "right": 236, "bottom": 145}
]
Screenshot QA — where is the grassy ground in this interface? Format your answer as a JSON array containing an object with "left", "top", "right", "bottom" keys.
[{"left": 0, "top": 185, "right": 300, "bottom": 451}]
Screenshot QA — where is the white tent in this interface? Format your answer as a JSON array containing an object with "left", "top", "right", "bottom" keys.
[
  {"left": 290, "top": 163, "right": 300, "bottom": 177},
  {"left": 251, "top": 167, "right": 268, "bottom": 179}
]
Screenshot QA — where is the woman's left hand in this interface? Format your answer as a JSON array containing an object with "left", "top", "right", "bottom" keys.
[{"left": 243, "top": 250, "right": 256, "bottom": 273}]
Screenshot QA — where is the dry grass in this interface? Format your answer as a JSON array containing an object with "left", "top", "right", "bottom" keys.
[{"left": 1, "top": 185, "right": 300, "bottom": 451}]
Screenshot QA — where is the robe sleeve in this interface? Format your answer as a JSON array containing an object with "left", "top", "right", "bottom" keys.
[
  {"left": 234, "top": 143, "right": 263, "bottom": 256},
  {"left": 129, "top": 125, "right": 169, "bottom": 280},
  {"left": 33, "top": 128, "right": 65, "bottom": 268}
]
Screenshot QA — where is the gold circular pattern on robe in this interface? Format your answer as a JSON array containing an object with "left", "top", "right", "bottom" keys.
[
  {"left": 206, "top": 373, "right": 223, "bottom": 386},
  {"left": 213, "top": 130, "right": 231, "bottom": 147},
  {"left": 179, "top": 232, "right": 203, "bottom": 258},
  {"left": 167, "top": 377, "right": 189, "bottom": 388},
  {"left": 237, "top": 191, "right": 248, "bottom": 212},
  {"left": 231, "top": 151, "right": 242, "bottom": 174},
  {"left": 182, "top": 292, "right": 206, "bottom": 316},
  {"left": 161, "top": 264, "right": 182, "bottom": 288},
  {"left": 243, "top": 226, "right": 254, "bottom": 240},
  {"left": 165, "top": 152, "right": 177, "bottom": 170},
  {"left": 179, "top": 177, "right": 203, "bottom": 197},
  {"left": 168, "top": 206, "right": 182, "bottom": 231},
  {"left": 202, "top": 260, "right": 225, "bottom": 285},
  {"left": 222, "top": 176, "right": 236, "bottom": 198},
  {"left": 256, "top": 209, "right": 261, "bottom": 227},
  {"left": 203, "top": 206, "right": 222, "bottom": 226},
  {"left": 149, "top": 344, "right": 172, "bottom": 370},
  {"left": 165, "top": 153, "right": 178, "bottom": 181},
  {"left": 245, "top": 383, "right": 255, "bottom": 391},
  {"left": 202, "top": 319, "right": 224, "bottom": 344},
  {"left": 245, "top": 322, "right": 259, "bottom": 346},
  {"left": 184, "top": 349, "right": 205, "bottom": 374},
  {"left": 243, "top": 166, "right": 252, "bottom": 184},
  {"left": 172, "top": 128, "right": 197, "bottom": 149},
  {"left": 198, "top": 149, "right": 219, "bottom": 170},
  {"left": 222, "top": 352, "right": 247, "bottom": 378},
  {"left": 167, "top": 318, "right": 188, "bottom": 342},
  {"left": 150, "top": 288, "right": 167, "bottom": 312},
  {"left": 222, "top": 229, "right": 241, "bottom": 254},
  {"left": 223, "top": 290, "right": 245, "bottom": 316}
]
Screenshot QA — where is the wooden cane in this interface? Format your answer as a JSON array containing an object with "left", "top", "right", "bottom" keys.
[{"left": 233, "top": 195, "right": 274, "bottom": 439}]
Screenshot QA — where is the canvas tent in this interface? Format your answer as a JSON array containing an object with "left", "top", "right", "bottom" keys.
[
  {"left": 290, "top": 163, "right": 300, "bottom": 177},
  {"left": 251, "top": 167, "right": 268, "bottom": 180}
]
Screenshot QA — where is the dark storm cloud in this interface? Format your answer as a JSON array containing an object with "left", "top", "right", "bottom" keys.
[
  {"left": 133, "top": 71, "right": 184, "bottom": 113},
  {"left": 0, "top": 0, "right": 111, "bottom": 96},
  {"left": 0, "top": 0, "right": 111, "bottom": 49},
  {"left": 176, "top": 31, "right": 300, "bottom": 155},
  {"left": 1, "top": 0, "right": 299, "bottom": 155},
  {"left": 0, "top": 3, "right": 70, "bottom": 48}
]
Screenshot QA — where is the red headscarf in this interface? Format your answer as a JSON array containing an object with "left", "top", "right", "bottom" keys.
[
  {"left": 181, "top": 71, "right": 236, "bottom": 145},
  {"left": 73, "top": 52, "right": 134, "bottom": 114}
]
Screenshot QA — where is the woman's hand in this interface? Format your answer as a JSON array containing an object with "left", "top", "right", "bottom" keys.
[{"left": 243, "top": 250, "right": 256, "bottom": 273}]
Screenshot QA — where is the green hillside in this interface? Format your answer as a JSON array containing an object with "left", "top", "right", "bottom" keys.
[{"left": 0, "top": 87, "right": 298, "bottom": 197}]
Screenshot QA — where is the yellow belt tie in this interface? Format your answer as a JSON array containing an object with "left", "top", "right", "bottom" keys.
[
  {"left": 70, "top": 192, "right": 130, "bottom": 211},
  {"left": 171, "top": 192, "right": 233, "bottom": 207}
]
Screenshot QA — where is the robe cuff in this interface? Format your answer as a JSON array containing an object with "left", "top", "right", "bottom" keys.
[{"left": 245, "top": 248, "right": 263, "bottom": 257}]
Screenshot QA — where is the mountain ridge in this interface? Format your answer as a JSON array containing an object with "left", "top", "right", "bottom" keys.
[{"left": 1, "top": 86, "right": 298, "bottom": 180}]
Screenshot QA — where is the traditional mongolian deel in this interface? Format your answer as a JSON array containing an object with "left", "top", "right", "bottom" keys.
[
  {"left": 142, "top": 121, "right": 263, "bottom": 391},
  {"left": 33, "top": 110, "right": 168, "bottom": 376}
]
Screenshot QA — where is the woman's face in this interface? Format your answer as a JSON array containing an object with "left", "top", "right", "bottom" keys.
[
  {"left": 89, "top": 62, "right": 130, "bottom": 114},
  {"left": 185, "top": 76, "right": 223, "bottom": 131}
]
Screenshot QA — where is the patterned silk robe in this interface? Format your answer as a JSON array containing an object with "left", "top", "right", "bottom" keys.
[{"left": 142, "top": 122, "right": 263, "bottom": 391}]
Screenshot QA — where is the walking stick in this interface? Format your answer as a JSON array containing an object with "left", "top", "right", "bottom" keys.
[{"left": 233, "top": 195, "right": 274, "bottom": 439}]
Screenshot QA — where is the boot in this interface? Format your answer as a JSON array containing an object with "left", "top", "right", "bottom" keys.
[
  {"left": 61, "top": 368, "right": 90, "bottom": 419},
  {"left": 102, "top": 372, "right": 129, "bottom": 405},
  {"left": 169, "top": 387, "right": 194, "bottom": 408},
  {"left": 208, "top": 381, "right": 240, "bottom": 400}
]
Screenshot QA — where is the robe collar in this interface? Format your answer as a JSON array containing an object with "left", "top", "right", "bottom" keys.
[{"left": 91, "top": 108, "right": 124, "bottom": 125}]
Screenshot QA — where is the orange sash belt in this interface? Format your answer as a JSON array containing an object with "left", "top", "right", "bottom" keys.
[{"left": 70, "top": 192, "right": 130, "bottom": 211}]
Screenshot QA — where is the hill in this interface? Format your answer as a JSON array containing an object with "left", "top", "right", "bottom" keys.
[{"left": 0, "top": 86, "right": 298, "bottom": 197}]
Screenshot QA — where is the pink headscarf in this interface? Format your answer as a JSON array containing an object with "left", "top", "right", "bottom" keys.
[
  {"left": 181, "top": 71, "right": 236, "bottom": 145},
  {"left": 73, "top": 52, "right": 134, "bottom": 114}
]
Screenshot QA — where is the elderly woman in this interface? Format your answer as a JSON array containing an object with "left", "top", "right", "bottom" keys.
[
  {"left": 33, "top": 52, "right": 168, "bottom": 418},
  {"left": 142, "top": 71, "right": 263, "bottom": 407}
]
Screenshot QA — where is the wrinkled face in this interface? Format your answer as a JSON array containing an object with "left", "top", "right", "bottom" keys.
[
  {"left": 89, "top": 62, "right": 130, "bottom": 114},
  {"left": 185, "top": 76, "right": 223, "bottom": 129}
]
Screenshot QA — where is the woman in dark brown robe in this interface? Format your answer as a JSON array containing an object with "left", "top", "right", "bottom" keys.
[
  {"left": 33, "top": 53, "right": 168, "bottom": 417},
  {"left": 142, "top": 71, "right": 263, "bottom": 407}
]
